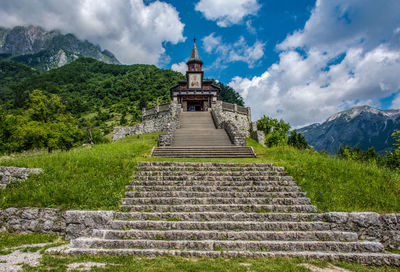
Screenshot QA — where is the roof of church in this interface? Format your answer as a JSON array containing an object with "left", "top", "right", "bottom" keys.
[{"left": 187, "top": 40, "right": 203, "bottom": 64}]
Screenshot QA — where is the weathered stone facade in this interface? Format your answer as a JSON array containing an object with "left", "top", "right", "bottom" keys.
[
  {"left": 250, "top": 122, "right": 265, "bottom": 146},
  {"left": 65, "top": 210, "right": 115, "bottom": 240},
  {"left": 112, "top": 101, "right": 181, "bottom": 144},
  {"left": 0, "top": 167, "right": 42, "bottom": 189},
  {"left": 319, "top": 212, "right": 400, "bottom": 250},
  {"left": 0, "top": 208, "right": 115, "bottom": 241},
  {"left": 0, "top": 208, "right": 65, "bottom": 234},
  {"left": 210, "top": 100, "right": 251, "bottom": 146}
]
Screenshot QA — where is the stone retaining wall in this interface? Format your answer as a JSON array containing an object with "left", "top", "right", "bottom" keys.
[
  {"left": 0, "top": 208, "right": 115, "bottom": 240},
  {"left": 65, "top": 210, "right": 115, "bottom": 240},
  {"left": 319, "top": 212, "right": 400, "bottom": 249},
  {"left": 0, "top": 167, "right": 42, "bottom": 189},
  {"left": 113, "top": 101, "right": 181, "bottom": 143},
  {"left": 0, "top": 208, "right": 65, "bottom": 234},
  {"left": 0, "top": 210, "right": 399, "bottom": 248},
  {"left": 211, "top": 101, "right": 250, "bottom": 146}
]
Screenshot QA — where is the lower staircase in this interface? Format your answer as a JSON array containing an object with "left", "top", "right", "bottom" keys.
[
  {"left": 152, "top": 111, "right": 255, "bottom": 158},
  {"left": 63, "top": 162, "right": 400, "bottom": 265}
]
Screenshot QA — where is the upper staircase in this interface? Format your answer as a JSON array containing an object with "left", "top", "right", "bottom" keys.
[{"left": 152, "top": 111, "right": 255, "bottom": 158}]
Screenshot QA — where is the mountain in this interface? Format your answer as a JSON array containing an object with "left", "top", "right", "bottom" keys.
[
  {"left": 0, "top": 25, "right": 119, "bottom": 70},
  {"left": 297, "top": 105, "right": 400, "bottom": 154}
]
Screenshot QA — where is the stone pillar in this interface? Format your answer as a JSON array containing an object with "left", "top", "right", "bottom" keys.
[
  {"left": 247, "top": 107, "right": 251, "bottom": 123},
  {"left": 142, "top": 108, "right": 146, "bottom": 121}
]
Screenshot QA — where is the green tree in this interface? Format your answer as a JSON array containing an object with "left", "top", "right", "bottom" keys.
[
  {"left": 256, "top": 116, "right": 291, "bottom": 147},
  {"left": 0, "top": 90, "right": 84, "bottom": 153},
  {"left": 288, "top": 130, "right": 309, "bottom": 149}
]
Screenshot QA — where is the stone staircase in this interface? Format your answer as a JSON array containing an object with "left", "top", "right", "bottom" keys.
[
  {"left": 64, "top": 162, "right": 400, "bottom": 265},
  {"left": 152, "top": 111, "right": 256, "bottom": 158}
]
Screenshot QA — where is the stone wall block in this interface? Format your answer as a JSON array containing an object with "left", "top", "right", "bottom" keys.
[
  {"left": 65, "top": 210, "right": 115, "bottom": 240},
  {"left": 0, "top": 167, "right": 43, "bottom": 189},
  {"left": 323, "top": 212, "right": 349, "bottom": 225}
]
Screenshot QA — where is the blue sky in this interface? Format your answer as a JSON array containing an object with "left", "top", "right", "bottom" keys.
[
  {"left": 164, "top": 0, "right": 315, "bottom": 83},
  {"left": 1, "top": 0, "right": 400, "bottom": 126}
]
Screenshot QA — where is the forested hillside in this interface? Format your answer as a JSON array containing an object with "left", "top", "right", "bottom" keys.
[{"left": 0, "top": 58, "right": 244, "bottom": 154}]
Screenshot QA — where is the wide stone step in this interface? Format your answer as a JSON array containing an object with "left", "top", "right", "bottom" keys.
[
  {"left": 120, "top": 197, "right": 311, "bottom": 205},
  {"left": 136, "top": 171, "right": 287, "bottom": 176},
  {"left": 119, "top": 204, "right": 318, "bottom": 213},
  {"left": 136, "top": 166, "right": 285, "bottom": 172},
  {"left": 124, "top": 191, "right": 306, "bottom": 198},
  {"left": 114, "top": 212, "right": 319, "bottom": 222},
  {"left": 153, "top": 155, "right": 254, "bottom": 158},
  {"left": 133, "top": 176, "right": 293, "bottom": 182},
  {"left": 137, "top": 162, "right": 276, "bottom": 167},
  {"left": 125, "top": 185, "right": 302, "bottom": 192},
  {"left": 71, "top": 238, "right": 383, "bottom": 253},
  {"left": 153, "top": 147, "right": 256, "bottom": 158},
  {"left": 59, "top": 248, "right": 400, "bottom": 266},
  {"left": 130, "top": 180, "right": 296, "bottom": 187},
  {"left": 110, "top": 220, "right": 328, "bottom": 231},
  {"left": 92, "top": 229, "right": 358, "bottom": 242}
]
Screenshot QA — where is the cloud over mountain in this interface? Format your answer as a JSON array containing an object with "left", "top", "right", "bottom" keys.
[
  {"left": 0, "top": 0, "right": 185, "bottom": 65},
  {"left": 229, "top": 0, "right": 400, "bottom": 127}
]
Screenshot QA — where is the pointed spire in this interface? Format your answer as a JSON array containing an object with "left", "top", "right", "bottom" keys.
[{"left": 187, "top": 38, "right": 203, "bottom": 64}]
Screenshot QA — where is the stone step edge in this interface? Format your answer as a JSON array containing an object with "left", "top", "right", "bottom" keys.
[
  {"left": 70, "top": 238, "right": 384, "bottom": 253},
  {"left": 48, "top": 247, "right": 400, "bottom": 266},
  {"left": 92, "top": 229, "right": 359, "bottom": 241},
  {"left": 114, "top": 212, "right": 317, "bottom": 217}
]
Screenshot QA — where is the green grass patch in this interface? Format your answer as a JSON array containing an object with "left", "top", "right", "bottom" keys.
[
  {"left": 1, "top": 134, "right": 399, "bottom": 212},
  {"left": 0, "top": 133, "right": 158, "bottom": 210},
  {"left": 20, "top": 255, "right": 400, "bottom": 271},
  {"left": 0, "top": 232, "right": 58, "bottom": 250}
]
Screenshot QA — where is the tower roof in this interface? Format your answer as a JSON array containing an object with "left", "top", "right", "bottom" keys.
[{"left": 187, "top": 39, "right": 203, "bottom": 64}]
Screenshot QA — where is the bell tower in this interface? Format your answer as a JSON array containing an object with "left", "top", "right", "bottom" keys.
[
  {"left": 186, "top": 39, "right": 204, "bottom": 89},
  {"left": 170, "top": 39, "right": 220, "bottom": 111}
]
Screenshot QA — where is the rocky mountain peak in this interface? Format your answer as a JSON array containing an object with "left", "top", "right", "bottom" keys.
[
  {"left": 326, "top": 105, "right": 400, "bottom": 123},
  {"left": 298, "top": 105, "right": 400, "bottom": 154},
  {"left": 0, "top": 25, "right": 119, "bottom": 70}
]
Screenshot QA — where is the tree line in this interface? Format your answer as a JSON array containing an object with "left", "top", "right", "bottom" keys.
[
  {"left": 0, "top": 58, "right": 245, "bottom": 154},
  {"left": 256, "top": 115, "right": 400, "bottom": 170}
]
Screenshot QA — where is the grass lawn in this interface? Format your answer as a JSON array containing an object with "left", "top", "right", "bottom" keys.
[
  {"left": 20, "top": 255, "right": 400, "bottom": 272},
  {"left": 0, "top": 133, "right": 399, "bottom": 212},
  {"left": 0, "top": 232, "right": 59, "bottom": 251}
]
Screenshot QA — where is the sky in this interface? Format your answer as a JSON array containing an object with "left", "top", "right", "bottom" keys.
[{"left": 1, "top": 0, "right": 400, "bottom": 127}]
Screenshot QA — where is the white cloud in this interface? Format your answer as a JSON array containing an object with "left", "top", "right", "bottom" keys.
[
  {"left": 195, "top": 0, "right": 260, "bottom": 27},
  {"left": 171, "top": 62, "right": 187, "bottom": 74},
  {"left": 229, "top": 0, "right": 400, "bottom": 127},
  {"left": 391, "top": 94, "right": 400, "bottom": 109},
  {"left": 202, "top": 33, "right": 265, "bottom": 68},
  {"left": 0, "top": 0, "right": 185, "bottom": 65}
]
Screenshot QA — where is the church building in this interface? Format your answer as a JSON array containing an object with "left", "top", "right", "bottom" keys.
[{"left": 170, "top": 40, "right": 220, "bottom": 111}]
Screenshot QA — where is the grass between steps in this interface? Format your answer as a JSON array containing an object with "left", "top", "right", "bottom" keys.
[
  {"left": 13, "top": 254, "right": 400, "bottom": 271},
  {"left": 0, "top": 133, "right": 399, "bottom": 212}
]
